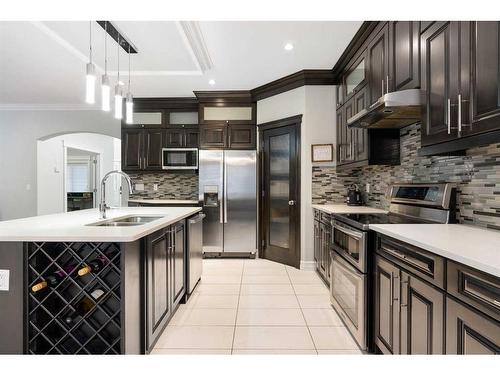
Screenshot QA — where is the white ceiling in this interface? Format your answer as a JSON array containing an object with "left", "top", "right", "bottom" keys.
[{"left": 0, "top": 21, "right": 361, "bottom": 107}]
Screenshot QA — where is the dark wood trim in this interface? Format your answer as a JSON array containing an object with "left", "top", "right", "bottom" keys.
[
  {"left": 258, "top": 115, "right": 302, "bottom": 268},
  {"left": 133, "top": 97, "right": 198, "bottom": 111},
  {"left": 194, "top": 90, "right": 253, "bottom": 103},
  {"left": 257, "top": 114, "right": 303, "bottom": 130},
  {"left": 251, "top": 70, "right": 335, "bottom": 101},
  {"left": 417, "top": 129, "right": 500, "bottom": 156},
  {"left": 331, "top": 22, "right": 380, "bottom": 81}
]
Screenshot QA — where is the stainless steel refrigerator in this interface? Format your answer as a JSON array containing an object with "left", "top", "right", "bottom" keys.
[{"left": 199, "top": 150, "right": 257, "bottom": 256}]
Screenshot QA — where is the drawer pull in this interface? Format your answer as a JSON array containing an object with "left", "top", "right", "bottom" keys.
[
  {"left": 381, "top": 245, "right": 432, "bottom": 274},
  {"left": 463, "top": 276, "right": 500, "bottom": 309}
]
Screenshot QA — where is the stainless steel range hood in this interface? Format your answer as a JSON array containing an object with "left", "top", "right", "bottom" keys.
[{"left": 347, "top": 89, "right": 424, "bottom": 129}]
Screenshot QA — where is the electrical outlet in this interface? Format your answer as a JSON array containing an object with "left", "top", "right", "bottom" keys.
[
  {"left": 0, "top": 269, "right": 10, "bottom": 291},
  {"left": 153, "top": 183, "right": 158, "bottom": 191},
  {"left": 366, "top": 183, "right": 371, "bottom": 193}
]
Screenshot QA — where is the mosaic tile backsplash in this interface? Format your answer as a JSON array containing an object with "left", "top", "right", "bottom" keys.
[
  {"left": 312, "top": 123, "right": 500, "bottom": 230},
  {"left": 129, "top": 172, "right": 198, "bottom": 200}
]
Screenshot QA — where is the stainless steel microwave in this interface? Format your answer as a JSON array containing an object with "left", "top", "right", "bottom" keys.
[{"left": 162, "top": 148, "right": 198, "bottom": 170}]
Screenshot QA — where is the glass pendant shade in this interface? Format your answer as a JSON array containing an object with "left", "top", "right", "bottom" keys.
[
  {"left": 85, "top": 63, "right": 96, "bottom": 104},
  {"left": 125, "top": 92, "right": 133, "bottom": 124},
  {"left": 101, "top": 75, "right": 110, "bottom": 111},
  {"left": 114, "top": 85, "right": 123, "bottom": 119}
]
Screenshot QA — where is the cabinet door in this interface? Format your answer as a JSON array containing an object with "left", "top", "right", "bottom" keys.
[
  {"left": 336, "top": 107, "right": 345, "bottom": 164},
  {"left": 343, "top": 98, "right": 355, "bottom": 163},
  {"left": 122, "top": 128, "right": 143, "bottom": 171},
  {"left": 469, "top": 21, "right": 500, "bottom": 136},
  {"left": 446, "top": 297, "right": 500, "bottom": 354},
  {"left": 171, "top": 222, "right": 185, "bottom": 307},
  {"left": 314, "top": 219, "right": 320, "bottom": 266},
  {"left": 324, "top": 224, "right": 332, "bottom": 282},
  {"left": 146, "top": 230, "right": 170, "bottom": 351},
  {"left": 353, "top": 86, "right": 368, "bottom": 161},
  {"left": 388, "top": 21, "right": 420, "bottom": 91},
  {"left": 374, "top": 255, "right": 400, "bottom": 354},
  {"left": 228, "top": 124, "right": 256, "bottom": 149},
  {"left": 344, "top": 53, "right": 366, "bottom": 100},
  {"left": 184, "top": 127, "right": 200, "bottom": 148},
  {"left": 144, "top": 128, "right": 164, "bottom": 170},
  {"left": 319, "top": 223, "right": 326, "bottom": 278},
  {"left": 165, "top": 128, "right": 184, "bottom": 148},
  {"left": 420, "top": 21, "right": 462, "bottom": 146},
  {"left": 400, "top": 271, "right": 444, "bottom": 354},
  {"left": 200, "top": 124, "right": 227, "bottom": 149},
  {"left": 367, "top": 24, "right": 389, "bottom": 106}
]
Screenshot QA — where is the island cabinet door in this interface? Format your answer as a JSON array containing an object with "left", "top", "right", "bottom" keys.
[
  {"left": 399, "top": 271, "right": 445, "bottom": 354},
  {"left": 446, "top": 297, "right": 500, "bottom": 354},
  {"left": 170, "top": 221, "right": 186, "bottom": 307},
  {"left": 374, "top": 255, "right": 401, "bottom": 354},
  {"left": 145, "top": 229, "right": 171, "bottom": 352},
  {"left": 313, "top": 219, "right": 320, "bottom": 267}
]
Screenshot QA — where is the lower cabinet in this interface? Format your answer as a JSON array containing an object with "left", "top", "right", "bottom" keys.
[
  {"left": 446, "top": 297, "right": 500, "bottom": 354},
  {"left": 145, "top": 221, "right": 185, "bottom": 352},
  {"left": 313, "top": 211, "right": 331, "bottom": 285}
]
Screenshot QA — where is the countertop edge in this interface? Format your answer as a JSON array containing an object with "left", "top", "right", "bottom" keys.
[{"left": 369, "top": 225, "right": 500, "bottom": 278}]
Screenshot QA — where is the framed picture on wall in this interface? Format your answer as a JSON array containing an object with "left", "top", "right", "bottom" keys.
[{"left": 311, "top": 144, "right": 334, "bottom": 162}]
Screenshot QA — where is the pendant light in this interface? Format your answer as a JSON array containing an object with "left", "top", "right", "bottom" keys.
[
  {"left": 85, "top": 21, "right": 96, "bottom": 104},
  {"left": 114, "top": 35, "right": 123, "bottom": 120},
  {"left": 125, "top": 46, "right": 134, "bottom": 124},
  {"left": 101, "top": 22, "right": 110, "bottom": 111}
]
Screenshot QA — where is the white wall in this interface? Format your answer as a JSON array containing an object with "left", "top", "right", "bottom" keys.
[
  {"left": 37, "top": 133, "right": 121, "bottom": 215},
  {"left": 257, "top": 86, "right": 336, "bottom": 269},
  {"left": 0, "top": 110, "right": 120, "bottom": 220}
]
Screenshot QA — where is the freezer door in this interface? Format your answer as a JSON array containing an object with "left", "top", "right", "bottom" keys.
[
  {"left": 224, "top": 150, "right": 257, "bottom": 253},
  {"left": 199, "top": 150, "right": 224, "bottom": 252}
]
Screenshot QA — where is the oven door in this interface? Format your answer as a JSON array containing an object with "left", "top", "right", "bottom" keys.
[
  {"left": 162, "top": 148, "right": 198, "bottom": 170},
  {"left": 331, "top": 219, "right": 367, "bottom": 273},
  {"left": 330, "top": 251, "right": 367, "bottom": 350}
]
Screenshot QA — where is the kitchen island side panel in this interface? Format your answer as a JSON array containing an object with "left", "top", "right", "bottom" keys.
[{"left": 0, "top": 242, "right": 24, "bottom": 354}]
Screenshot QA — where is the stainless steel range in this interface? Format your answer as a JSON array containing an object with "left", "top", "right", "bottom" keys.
[{"left": 329, "top": 183, "right": 456, "bottom": 351}]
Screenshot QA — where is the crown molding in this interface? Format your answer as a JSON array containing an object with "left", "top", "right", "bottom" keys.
[
  {"left": 194, "top": 90, "right": 253, "bottom": 103},
  {"left": 250, "top": 69, "right": 335, "bottom": 101},
  {"left": 177, "top": 21, "right": 213, "bottom": 73}
]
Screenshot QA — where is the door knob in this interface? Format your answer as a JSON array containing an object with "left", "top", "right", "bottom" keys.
[{"left": 288, "top": 200, "right": 296, "bottom": 206}]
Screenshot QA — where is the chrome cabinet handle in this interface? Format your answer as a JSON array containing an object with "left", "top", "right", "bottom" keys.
[
  {"left": 386, "top": 75, "right": 390, "bottom": 94},
  {"left": 223, "top": 158, "right": 228, "bottom": 224},
  {"left": 333, "top": 223, "right": 363, "bottom": 239},
  {"left": 400, "top": 276, "right": 409, "bottom": 308},
  {"left": 447, "top": 98, "right": 451, "bottom": 134},
  {"left": 381, "top": 80, "right": 385, "bottom": 96},
  {"left": 390, "top": 272, "right": 394, "bottom": 306},
  {"left": 457, "top": 94, "right": 472, "bottom": 134},
  {"left": 463, "top": 276, "right": 500, "bottom": 308}
]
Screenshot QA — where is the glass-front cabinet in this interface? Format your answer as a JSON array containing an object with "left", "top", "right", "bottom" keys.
[{"left": 344, "top": 53, "right": 366, "bottom": 99}]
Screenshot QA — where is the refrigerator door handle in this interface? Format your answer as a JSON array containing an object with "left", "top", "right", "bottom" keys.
[
  {"left": 219, "top": 155, "right": 224, "bottom": 224},
  {"left": 224, "top": 156, "right": 228, "bottom": 223}
]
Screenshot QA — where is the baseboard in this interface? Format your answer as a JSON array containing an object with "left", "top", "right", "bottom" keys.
[{"left": 299, "top": 260, "right": 316, "bottom": 271}]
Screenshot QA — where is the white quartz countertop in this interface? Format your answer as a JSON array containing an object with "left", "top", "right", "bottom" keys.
[
  {"left": 128, "top": 199, "right": 199, "bottom": 205},
  {"left": 312, "top": 204, "right": 387, "bottom": 215},
  {"left": 370, "top": 224, "right": 500, "bottom": 277},
  {"left": 0, "top": 207, "right": 201, "bottom": 242}
]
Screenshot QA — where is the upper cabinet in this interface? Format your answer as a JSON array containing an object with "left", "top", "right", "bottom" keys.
[
  {"left": 388, "top": 21, "right": 420, "bottom": 92},
  {"left": 419, "top": 21, "right": 500, "bottom": 155},
  {"left": 344, "top": 54, "right": 366, "bottom": 99},
  {"left": 130, "top": 111, "right": 164, "bottom": 126},
  {"left": 367, "top": 24, "right": 389, "bottom": 106},
  {"left": 195, "top": 91, "right": 257, "bottom": 150}
]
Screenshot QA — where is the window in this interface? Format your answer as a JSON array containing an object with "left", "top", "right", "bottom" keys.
[{"left": 66, "top": 162, "right": 91, "bottom": 192}]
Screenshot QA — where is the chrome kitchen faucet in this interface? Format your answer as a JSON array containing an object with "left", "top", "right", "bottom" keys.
[{"left": 99, "top": 170, "right": 133, "bottom": 219}]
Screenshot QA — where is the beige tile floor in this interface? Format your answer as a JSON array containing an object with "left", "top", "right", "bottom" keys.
[{"left": 152, "top": 258, "right": 362, "bottom": 355}]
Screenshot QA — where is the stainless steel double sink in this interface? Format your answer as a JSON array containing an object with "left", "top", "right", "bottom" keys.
[{"left": 87, "top": 215, "right": 165, "bottom": 227}]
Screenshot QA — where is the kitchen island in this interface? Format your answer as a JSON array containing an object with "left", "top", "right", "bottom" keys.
[{"left": 0, "top": 206, "right": 201, "bottom": 355}]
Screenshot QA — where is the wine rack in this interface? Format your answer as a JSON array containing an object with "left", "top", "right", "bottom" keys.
[{"left": 26, "top": 242, "right": 122, "bottom": 354}]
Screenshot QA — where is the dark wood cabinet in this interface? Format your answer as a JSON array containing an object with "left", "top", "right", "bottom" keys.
[
  {"left": 313, "top": 218, "right": 320, "bottom": 264},
  {"left": 374, "top": 255, "right": 400, "bottom": 354},
  {"left": 353, "top": 86, "right": 368, "bottom": 161},
  {"left": 200, "top": 123, "right": 228, "bottom": 148},
  {"left": 399, "top": 271, "right": 444, "bottom": 354},
  {"left": 388, "top": 21, "right": 420, "bottom": 91},
  {"left": 144, "top": 128, "right": 164, "bottom": 170},
  {"left": 313, "top": 211, "right": 331, "bottom": 286},
  {"left": 122, "top": 127, "right": 164, "bottom": 171},
  {"left": 145, "top": 229, "right": 171, "bottom": 351},
  {"left": 200, "top": 123, "right": 256, "bottom": 149},
  {"left": 446, "top": 297, "right": 500, "bottom": 354},
  {"left": 367, "top": 24, "right": 389, "bottom": 106},
  {"left": 122, "top": 128, "right": 143, "bottom": 171},
  {"left": 145, "top": 222, "right": 185, "bottom": 353},
  {"left": 468, "top": 21, "right": 500, "bottom": 136},
  {"left": 228, "top": 124, "right": 256, "bottom": 149},
  {"left": 165, "top": 126, "right": 199, "bottom": 148}
]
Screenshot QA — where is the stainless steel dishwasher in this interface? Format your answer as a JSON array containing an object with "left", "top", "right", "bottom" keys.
[{"left": 186, "top": 212, "right": 205, "bottom": 298}]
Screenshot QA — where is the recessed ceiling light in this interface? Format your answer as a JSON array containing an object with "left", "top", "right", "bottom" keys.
[
  {"left": 209, "top": 79, "right": 215, "bottom": 85},
  {"left": 284, "top": 43, "right": 294, "bottom": 51}
]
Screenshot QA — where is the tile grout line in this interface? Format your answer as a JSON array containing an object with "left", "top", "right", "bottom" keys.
[
  {"left": 286, "top": 266, "right": 319, "bottom": 355},
  {"left": 230, "top": 259, "right": 245, "bottom": 355}
]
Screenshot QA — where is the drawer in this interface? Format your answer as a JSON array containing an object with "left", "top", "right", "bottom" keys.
[
  {"left": 447, "top": 261, "right": 500, "bottom": 321},
  {"left": 320, "top": 212, "right": 331, "bottom": 224},
  {"left": 314, "top": 209, "right": 321, "bottom": 221},
  {"left": 377, "top": 235, "right": 445, "bottom": 290}
]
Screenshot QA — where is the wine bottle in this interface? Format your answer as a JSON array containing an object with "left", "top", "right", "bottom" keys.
[
  {"left": 77, "top": 255, "right": 110, "bottom": 276},
  {"left": 31, "top": 265, "right": 76, "bottom": 293},
  {"left": 64, "top": 289, "right": 105, "bottom": 325}
]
